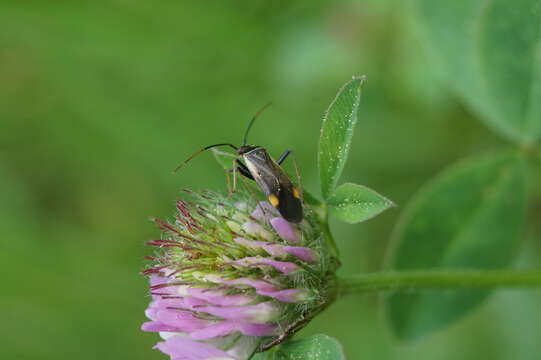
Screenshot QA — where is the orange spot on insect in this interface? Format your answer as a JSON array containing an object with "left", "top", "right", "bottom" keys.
[
  {"left": 268, "top": 194, "right": 279, "bottom": 207},
  {"left": 293, "top": 187, "right": 301, "bottom": 199}
]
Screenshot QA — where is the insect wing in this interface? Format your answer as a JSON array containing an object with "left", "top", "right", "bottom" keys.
[
  {"left": 243, "top": 148, "right": 303, "bottom": 223},
  {"left": 276, "top": 179, "right": 303, "bottom": 223}
]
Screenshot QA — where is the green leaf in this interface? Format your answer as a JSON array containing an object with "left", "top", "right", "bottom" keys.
[
  {"left": 327, "top": 182, "right": 395, "bottom": 224},
  {"left": 415, "top": 0, "right": 541, "bottom": 144},
  {"left": 318, "top": 76, "right": 365, "bottom": 199},
  {"left": 386, "top": 151, "right": 527, "bottom": 340},
  {"left": 252, "top": 334, "right": 346, "bottom": 360}
]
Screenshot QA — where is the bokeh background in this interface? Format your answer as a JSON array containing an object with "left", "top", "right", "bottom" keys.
[{"left": 2, "top": 1, "right": 541, "bottom": 359}]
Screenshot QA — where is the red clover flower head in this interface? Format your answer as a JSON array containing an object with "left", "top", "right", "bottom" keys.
[{"left": 141, "top": 190, "right": 335, "bottom": 360}]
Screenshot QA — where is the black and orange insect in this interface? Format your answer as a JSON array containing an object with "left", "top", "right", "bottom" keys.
[{"left": 174, "top": 104, "right": 303, "bottom": 223}]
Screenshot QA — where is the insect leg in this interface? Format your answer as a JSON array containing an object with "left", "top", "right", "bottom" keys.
[
  {"left": 231, "top": 158, "right": 238, "bottom": 194},
  {"left": 223, "top": 158, "right": 235, "bottom": 195},
  {"left": 226, "top": 160, "right": 254, "bottom": 180},
  {"left": 237, "top": 167, "right": 265, "bottom": 218},
  {"left": 277, "top": 149, "right": 302, "bottom": 197},
  {"left": 277, "top": 149, "right": 291, "bottom": 165},
  {"left": 232, "top": 160, "right": 271, "bottom": 221},
  {"left": 286, "top": 151, "right": 303, "bottom": 201},
  {"left": 224, "top": 170, "right": 232, "bottom": 194},
  {"left": 235, "top": 160, "right": 254, "bottom": 180}
]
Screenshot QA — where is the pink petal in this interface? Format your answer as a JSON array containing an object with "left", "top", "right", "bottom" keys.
[
  {"left": 234, "top": 237, "right": 272, "bottom": 253},
  {"left": 150, "top": 297, "right": 207, "bottom": 312},
  {"left": 196, "top": 302, "right": 279, "bottom": 323},
  {"left": 234, "top": 257, "right": 299, "bottom": 274},
  {"left": 238, "top": 322, "right": 276, "bottom": 336},
  {"left": 154, "top": 335, "right": 235, "bottom": 360},
  {"left": 241, "top": 222, "right": 272, "bottom": 240},
  {"left": 183, "top": 297, "right": 210, "bottom": 308},
  {"left": 204, "top": 275, "right": 280, "bottom": 292},
  {"left": 234, "top": 237, "right": 288, "bottom": 258},
  {"left": 141, "top": 321, "right": 182, "bottom": 333},
  {"left": 150, "top": 275, "right": 169, "bottom": 287},
  {"left": 150, "top": 298, "right": 187, "bottom": 310},
  {"left": 282, "top": 246, "right": 317, "bottom": 263},
  {"left": 189, "top": 321, "right": 238, "bottom": 340},
  {"left": 150, "top": 283, "right": 181, "bottom": 296},
  {"left": 270, "top": 217, "right": 299, "bottom": 243},
  {"left": 251, "top": 202, "right": 279, "bottom": 221},
  {"left": 233, "top": 238, "right": 316, "bottom": 263},
  {"left": 145, "top": 307, "right": 158, "bottom": 321},
  {"left": 187, "top": 288, "right": 256, "bottom": 306},
  {"left": 155, "top": 309, "right": 210, "bottom": 332}
]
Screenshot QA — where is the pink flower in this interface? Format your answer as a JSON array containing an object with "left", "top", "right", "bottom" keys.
[{"left": 141, "top": 191, "right": 332, "bottom": 360}]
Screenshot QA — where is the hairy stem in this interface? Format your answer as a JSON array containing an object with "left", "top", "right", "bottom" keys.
[
  {"left": 313, "top": 203, "right": 340, "bottom": 261},
  {"left": 338, "top": 269, "right": 541, "bottom": 296},
  {"left": 321, "top": 219, "right": 340, "bottom": 259}
]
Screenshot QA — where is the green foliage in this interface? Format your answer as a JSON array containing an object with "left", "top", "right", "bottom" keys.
[
  {"left": 327, "top": 182, "right": 395, "bottom": 224},
  {"left": 318, "top": 76, "right": 365, "bottom": 199},
  {"left": 252, "top": 335, "right": 345, "bottom": 360},
  {"left": 387, "top": 152, "right": 528, "bottom": 340},
  {"left": 414, "top": 0, "right": 541, "bottom": 144},
  {"left": 317, "top": 77, "right": 394, "bottom": 225}
]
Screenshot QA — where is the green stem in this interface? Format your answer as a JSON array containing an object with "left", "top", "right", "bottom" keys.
[
  {"left": 338, "top": 270, "right": 541, "bottom": 296},
  {"left": 321, "top": 218, "right": 340, "bottom": 259},
  {"left": 313, "top": 202, "right": 340, "bottom": 261}
]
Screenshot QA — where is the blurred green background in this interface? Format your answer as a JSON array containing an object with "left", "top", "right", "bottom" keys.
[{"left": 2, "top": 1, "right": 540, "bottom": 359}]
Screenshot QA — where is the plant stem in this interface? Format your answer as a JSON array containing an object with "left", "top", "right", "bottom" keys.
[
  {"left": 314, "top": 203, "right": 340, "bottom": 261},
  {"left": 338, "top": 270, "right": 541, "bottom": 296},
  {"left": 321, "top": 219, "right": 340, "bottom": 259}
]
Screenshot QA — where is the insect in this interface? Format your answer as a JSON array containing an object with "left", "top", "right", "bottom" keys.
[{"left": 174, "top": 104, "right": 303, "bottom": 223}]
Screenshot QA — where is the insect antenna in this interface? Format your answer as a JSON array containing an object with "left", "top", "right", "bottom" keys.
[
  {"left": 242, "top": 102, "right": 272, "bottom": 145},
  {"left": 172, "top": 143, "right": 238, "bottom": 173}
]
